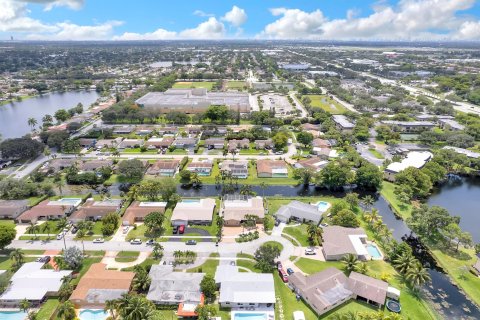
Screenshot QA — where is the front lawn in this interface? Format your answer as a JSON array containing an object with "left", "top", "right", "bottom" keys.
[
  {"left": 115, "top": 251, "right": 140, "bottom": 263},
  {"left": 282, "top": 224, "right": 310, "bottom": 247},
  {"left": 263, "top": 241, "right": 284, "bottom": 252},
  {"left": 368, "top": 148, "right": 384, "bottom": 159},
  {"left": 36, "top": 297, "right": 60, "bottom": 320},
  {"left": 186, "top": 257, "right": 219, "bottom": 276},
  {"left": 227, "top": 81, "right": 246, "bottom": 90}
]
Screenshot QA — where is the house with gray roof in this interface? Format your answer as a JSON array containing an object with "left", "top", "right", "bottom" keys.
[
  {"left": 322, "top": 226, "right": 369, "bottom": 261},
  {"left": 275, "top": 201, "right": 323, "bottom": 224},
  {"left": 0, "top": 200, "right": 28, "bottom": 219}
]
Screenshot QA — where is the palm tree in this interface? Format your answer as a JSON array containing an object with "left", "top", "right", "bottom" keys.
[
  {"left": 222, "top": 149, "right": 228, "bottom": 159},
  {"left": 10, "top": 248, "right": 25, "bottom": 270},
  {"left": 104, "top": 299, "right": 118, "bottom": 319},
  {"left": 356, "top": 262, "right": 368, "bottom": 275},
  {"left": 361, "top": 195, "right": 375, "bottom": 210},
  {"left": 373, "top": 218, "right": 384, "bottom": 231},
  {"left": 240, "top": 184, "right": 254, "bottom": 196},
  {"left": 120, "top": 294, "right": 155, "bottom": 320},
  {"left": 56, "top": 179, "right": 65, "bottom": 195},
  {"left": 19, "top": 298, "right": 30, "bottom": 313},
  {"left": 393, "top": 252, "right": 417, "bottom": 275},
  {"left": 57, "top": 301, "right": 76, "bottom": 320},
  {"left": 406, "top": 262, "right": 431, "bottom": 287},
  {"left": 230, "top": 149, "right": 237, "bottom": 161},
  {"left": 306, "top": 223, "right": 322, "bottom": 246},
  {"left": 365, "top": 208, "right": 380, "bottom": 225},
  {"left": 56, "top": 217, "right": 69, "bottom": 250},
  {"left": 152, "top": 243, "right": 164, "bottom": 260},
  {"left": 27, "top": 222, "right": 39, "bottom": 239},
  {"left": 127, "top": 185, "right": 139, "bottom": 200},
  {"left": 42, "top": 223, "right": 52, "bottom": 239},
  {"left": 132, "top": 270, "right": 151, "bottom": 293},
  {"left": 341, "top": 253, "right": 359, "bottom": 275},
  {"left": 27, "top": 118, "right": 37, "bottom": 132}
]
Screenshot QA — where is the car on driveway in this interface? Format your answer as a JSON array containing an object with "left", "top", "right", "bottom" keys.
[
  {"left": 93, "top": 238, "right": 105, "bottom": 243},
  {"left": 230, "top": 261, "right": 236, "bottom": 266},
  {"left": 172, "top": 226, "right": 178, "bottom": 234},
  {"left": 287, "top": 268, "right": 294, "bottom": 275},
  {"left": 130, "top": 239, "right": 142, "bottom": 245},
  {"left": 185, "top": 240, "right": 197, "bottom": 245},
  {"left": 274, "top": 220, "right": 280, "bottom": 227},
  {"left": 36, "top": 256, "right": 51, "bottom": 263},
  {"left": 305, "top": 248, "right": 316, "bottom": 255},
  {"left": 178, "top": 225, "right": 185, "bottom": 234},
  {"left": 276, "top": 261, "right": 283, "bottom": 270}
]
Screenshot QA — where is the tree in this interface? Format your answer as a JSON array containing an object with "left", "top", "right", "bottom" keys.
[
  {"left": 408, "top": 205, "right": 458, "bottom": 239},
  {"left": 54, "top": 109, "right": 70, "bottom": 122},
  {"left": 395, "top": 167, "right": 432, "bottom": 199},
  {"left": 0, "top": 225, "right": 16, "bottom": 250},
  {"left": 58, "top": 282, "right": 74, "bottom": 302},
  {"left": 179, "top": 170, "right": 192, "bottom": 182},
  {"left": 118, "top": 159, "right": 145, "bottom": 182},
  {"left": 63, "top": 246, "right": 84, "bottom": 269},
  {"left": 331, "top": 209, "right": 360, "bottom": 228},
  {"left": 196, "top": 304, "right": 217, "bottom": 320},
  {"left": 344, "top": 192, "right": 359, "bottom": 210},
  {"left": 421, "top": 161, "right": 447, "bottom": 185},
  {"left": 355, "top": 163, "right": 383, "bottom": 191},
  {"left": 297, "top": 131, "right": 314, "bottom": 148},
  {"left": 341, "top": 254, "right": 359, "bottom": 275},
  {"left": 102, "top": 212, "right": 120, "bottom": 236},
  {"left": 20, "top": 298, "right": 31, "bottom": 313},
  {"left": 132, "top": 266, "right": 151, "bottom": 293},
  {"left": 271, "top": 132, "right": 289, "bottom": 150},
  {"left": 200, "top": 274, "right": 217, "bottom": 302},
  {"left": 57, "top": 301, "right": 76, "bottom": 320},
  {"left": 27, "top": 118, "right": 37, "bottom": 132},
  {"left": 0, "top": 137, "right": 44, "bottom": 159},
  {"left": 116, "top": 293, "right": 156, "bottom": 320},
  {"left": 254, "top": 243, "right": 281, "bottom": 272},
  {"left": 46, "top": 130, "right": 70, "bottom": 149},
  {"left": 393, "top": 252, "right": 416, "bottom": 275},
  {"left": 144, "top": 212, "right": 165, "bottom": 234},
  {"left": 10, "top": 248, "right": 24, "bottom": 270},
  {"left": 157, "top": 178, "right": 178, "bottom": 202},
  {"left": 152, "top": 243, "right": 164, "bottom": 260},
  {"left": 66, "top": 122, "right": 82, "bottom": 132},
  {"left": 293, "top": 168, "right": 314, "bottom": 186},
  {"left": 361, "top": 195, "right": 375, "bottom": 210},
  {"left": 406, "top": 262, "right": 431, "bottom": 287},
  {"left": 205, "top": 105, "right": 230, "bottom": 123},
  {"left": 307, "top": 222, "right": 322, "bottom": 246},
  {"left": 137, "top": 179, "right": 163, "bottom": 201},
  {"left": 316, "top": 161, "right": 351, "bottom": 190}
]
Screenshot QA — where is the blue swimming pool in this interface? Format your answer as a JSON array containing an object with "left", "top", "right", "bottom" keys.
[
  {"left": 366, "top": 244, "right": 382, "bottom": 259},
  {"left": 316, "top": 201, "right": 331, "bottom": 212},
  {"left": 182, "top": 199, "right": 200, "bottom": 203},
  {"left": 233, "top": 312, "right": 268, "bottom": 320},
  {"left": 79, "top": 309, "right": 108, "bottom": 320},
  {"left": 0, "top": 311, "right": 27, "bottom": 320}
]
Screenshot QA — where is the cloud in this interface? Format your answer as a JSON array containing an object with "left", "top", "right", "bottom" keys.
[
  {"left": 222, "top": 5, "right": 247, "bottom": 27},
  {"left": 27, "top": 20, "right": 123, "bottom": 40},
  {"left": 179, "top": 17, "right": 225, "bottom": 39},
  {"left": 259, "top": 0, "right": 480, "bottom": 40},
  {"left": 114, "top": 28, "right": 177, "bottom": 41},
  {"left": 16, "top": 0, "right": 84, "bottom": 11},
  {"left": 0, "top": 0, "right": 58, "bottom": 32},
  {"left": 193, "top": 10, "right": 214, "bottom": 18}
]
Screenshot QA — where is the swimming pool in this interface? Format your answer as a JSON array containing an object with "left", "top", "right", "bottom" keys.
[
  {"left": 0, "top": 311, "right": 27, "bottom": 320},
  {"left": 233, "top": 313, "right": 268, "bottom": 320},
  {"left": 182, "top": 199, "right": 201, "bottom": 203},
  {"left": 366, "top": 243, "right": 382, "bottom": 259},
  {"left": 315, "top": 201, "right": 331, "bottom": 212},
  {"left": 79, "top": 309, "right": 108, "bottom": 320},
  {"left": 52, "top": 198, "right": 82, "bottom": 206}
]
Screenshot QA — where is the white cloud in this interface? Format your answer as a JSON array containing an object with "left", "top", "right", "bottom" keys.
[
  {"left": 27, "top": 20, "right": 123, "bottom": 40},
  {"left": 179, "top": 17, "right": 225, "bottom": 39},
  {"left": 260, "top": 0, "right": 480, "bottom": 40},
  {"left": 17, "top": 0, "right": 84, "bottom": 11},
  {"left": 0, "top": 0, "right": 57, "bottom": 32},
  {"left": 222, "top": 5, "right": 247, "bottom": 27},
  {"left": 114, "top": 28, "right": 177, "bottom": 41},
  {"left": 193, "top": 10, "right": 214, "bottom": 18}
]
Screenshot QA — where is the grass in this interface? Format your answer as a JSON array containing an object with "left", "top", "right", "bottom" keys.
[
  {"left": 115, "top": 251, "right": 140, "bottom": 263},
  {"left": 186, "top": 258, "right": 219, "bottom": 276},
  {"left": 36, "top": 297, "right": 60, "bottom": 320},
  {"left": 380, "top": 181, "right": 413, "bottom": 219},
  {"left": 0, "top": 256, "right": 36, "bottom": 270},
  {"left": 282, "top": 224, "right": 310, "bottom": 247},
  {"left": 166, "top": 149, "right": 188, "bottom": 155},
  {"left": 308, "top": 94, "right": 348, "bottom": 114},
  {"left": 368, "top": 148, "right": 385, "bottom": 159},
  {"left": 0, "top": 219, "right": 15, "bottom": 227},
  {"left": 121, "top": 148, "right": 157, "bottom": 154},
  {"left": 263, "top": 241, "right": 284, "bottom": 252},
  {"left": 122, "top": 258, "right": 158, "bottom": 271},
  {"left": 29, "top": 221, "right": 63, "bottom": 234},
  {"left": 236, "top": 258, "right": 262, "bottom": 273},
  {"left": 173, "top": 81, "right": 215, "bottom": 89},
  {"left": 19, "top": 235, "right": 54, "bottom": 240},
  {"left": 227, "top": 80, "right": 246, "bottom": 90},
  {"left": 266, "top": 196, "right": 339, "bottom": 215}
]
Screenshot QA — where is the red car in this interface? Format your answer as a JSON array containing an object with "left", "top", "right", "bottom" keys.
[
  {"left": 178, "top": 225, "right": 185, "bottom": 234},
  {"left": 278, "top": 268, "right": 289, "bottom": 283}
]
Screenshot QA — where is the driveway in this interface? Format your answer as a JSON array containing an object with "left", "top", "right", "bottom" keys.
[
  {"left": 101, "top": 251, "right": 150, "bottom": 269},
  {"left": 271, "top": 222, "right": 286, "bottom": 236},
  {"left": 167, "top": 227, "right": 214, "bottom": 243}
]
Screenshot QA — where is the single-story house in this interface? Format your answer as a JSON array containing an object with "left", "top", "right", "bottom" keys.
[
  {"left": 0, "top": 262, "right": 72, "bottom": 306},
  {"left": 135, "top": 127, "right": 153, "bottom": 136},
  {"left": 16, "top": 198, "right": 82, "bottom": 223},
  {"left": 294, "top": 157, "right": 329, "bottom": 172},
  {"left": 275, "top": 201, "right": 322, "bottom": 224},
  {"left": 301, "top": 123, "right": 321, "bottom": 131},
  {"left": 40, "top": 158, "right": 77, "bottom": 173},
  {"left": 228, "top": 139, "right": 249, "bottom": 152},
  {"left": 78, "top": 159, "right": 114, "bottom": 172},
  {"left": 145, "top": 137, "right": 174, "bottom": 149},
  {"left": 112, "top": 125, "right": 134, "bottom": 135},
  {"left": 146, "top": 159, "right": 180, "bottom": 177},
  {"left": 312, "top": 147, "right": 333, "bottom": 159},
  {"left": 78, "top": 138, "right": 97, "bottom": 148},
  {"left": 384, "top": 151, "right": 432, "bottom": 181},
  {"left": 69, "top": 198, "right": 122, "bottom": 222},
  {"left": 117, "top": 139, "right": 144, "bottom": 150},
  {"left": 158, "top": 126, "right": 178, "bottom": 135},
  {"left": 122, "top": 201, "right": 167, "bottom": 226},
  {"left": 254, "top": 139, "right": 273, "bottom": 150},
  {"left": 256, "top": 159, "right": 288, "bottom": 178},
  {"left": 172, "top": 138, "right": 197, "bottom": 149},
  {"left": 205, "top": 138, "right": 226, "bottom": 149},
  {"left": 438, "top": 119, "right": 465, "bottom": 131},
  {"left": 322, "top": 226, "right": 369, "bottom": 261},
  {"left": 222, "top": 196, "right": 265, "bottom": 226},
  {"left": 0, "top": 200, "right": 29, "bottom": 219},
  {"left": 147, "top": 265, "right": 204, "bottom": 306},
  {"left": 171, "top": 198, "right": 216, "bottom": 226},
  {"left": 220, "top": 160, "right": 249, "bottom": 179},
  {"left": 187, "top": 160, "right": 213, "bottom": 176},
  {"left": 289, "top": 267, "right": 388, "bottom": 316},
  {"left": 185, "top": 125, "right": 202, "bottom": 135},
  {"left": 312, "top": 138, "right": 331, "bottom": 148},
  {"left": 215, "top": 265, "right": 275, "bottom": 309},
  {"left": 70, "top": 263, "right": 134, "bottom": 308},
  {"left": 95, "top": 138, "right": 123, "bottom": 149}
]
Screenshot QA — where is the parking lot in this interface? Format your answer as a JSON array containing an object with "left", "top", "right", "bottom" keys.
[{"left": 261, "top": 94, "right": 296, "bottom": 117}]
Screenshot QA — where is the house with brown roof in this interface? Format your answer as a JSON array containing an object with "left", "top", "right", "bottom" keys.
[
  {"left": 289, "top": 267, "right": 388, "bottom": 316},
  {"left": 294, "top": 157, "right": 328, "bottom": 172},
  {"left": 69, "top": 198, "right": 122, "bottom": 222},
  {"left": 78, "top": 159, "right": 114, "bottom": 172},
  {"left": 205, "top": 138, "right": 226, "bottom": 149},
  {"left": 146, "top": 159, "right": 180, "bottom": 176},
  {"left": 0, "top": 200, "right": 28, "bottom": 219},
  {"left": 40, "top": 158, "right": 77, "bottom": 173},
  {"left": 322, "top": 226, "right": 369, "bottom": 261},
  {"left": 70, "top": 263, "right": 134, "bottom": 308},
  {"left": 254, "top": 139, "right": 273, "bottom": 150},
  {"left": 16, "top": 198, "right": 82, "bottom": 223},
  {"left": 187, "top": 160, "right": 213, "bottom": 176},
  {"left": 221, "top": 195, "right": 265, "bottom": 226},
  {"left": 122, "top": 201, "right": 167, "bottom": 226},
  {"left": 312, "top": 138, "right": 331, "bottom": 148},
  {"left": 228, "top": 139, "right": 249, "bottom": 152},
  {"left": 171, "top": 198, "right": 216, "bottom": 226},
  {"left": 145, "top": 137, "right": 174, "bottom": 149},
  {"left": 257, "top": 159, "right": 288, "bottom": 178},
  {"left": 158, "top": 126, "right": 178, "bottom": 135},
  {"left": 301, "top": 123, "right": 321, "bottom": 131}
]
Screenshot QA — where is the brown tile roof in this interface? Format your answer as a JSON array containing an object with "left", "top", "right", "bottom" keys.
[
  {"left": 347, "top": 272, "right": 388, "bottom": 305},
  {"left": 16, "top": 200, "right": 74, "bottom": 222},
  {"left": 322, "top": 226, "right": 367, "bottom": 257},
  {"left": 256, "top": 160, "right": 287, "bottom": 175},
  {"left": 70, "top": 199, "right": 121, "bottom": 220},
  {"left": 228, "top": 139, "right": 249, "bottom": 150},
  {"left": 145, "top": 137, "right": 174, "bottom": 147},
  {"left": 79, "top": 160, "right": 114, "bottom": 172},
  {"left": 312, "top": 138, "right": 331, "bottom": 148},
  {"left": 147, "top": 160, "right": 180, "bottom": 174},
  {"left": 123, "top": 201, "right": 167, "bottom": 224},
  {"left": 254, "top": 139, "right": 273, "bottom": 148}
]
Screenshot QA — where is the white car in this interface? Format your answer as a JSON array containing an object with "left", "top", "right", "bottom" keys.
[
  {"left": 305, "top": 248, "right": 316, "bottom": 255},
  {"left": 320, "top": 223, "right": 329, "bottom": 228},
  {"left": 93, "top": 238, "right": 105, "bottom": 243},
  {"left": 130, "top": 239, "right": 142, "bottom": 245},
  {"left": 56, "top": 233, "right": 64, "bottom": 240},
  {"left": 123, "top": 226, "right": 130, "bottom": 234}
]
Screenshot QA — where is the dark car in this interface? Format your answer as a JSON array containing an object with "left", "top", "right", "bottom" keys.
[
  {"left": 287, "top": 268, "right": 294, "bottom": 275},
  {"left": 274, "top": 220, "right": 280, "bottom": 227},
  {"left": 71, "top": 226, "right": 78, "bottom": 234},
  {"left": 186, "top": 240, "right": 197, "bottom": 245},
  {"left": 172, "top": 226, "right": 179, "bottom": 234},
  {"left": 276, "top": 261, "right": 283, "bottom": 270}
]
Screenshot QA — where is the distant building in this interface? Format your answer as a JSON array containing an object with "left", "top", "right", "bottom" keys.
[
  {"left": 0, "top": 200, "right": 28, "bottom": 219},
  {"left": 438, "top": 119, "right": 465, "bottom": 131},
  {"left": 332, "top": 115, "right": 355, "bottom": 132},
  {"left": 254, "top": 139, "right": 273, "bottom": 150},
  {"left": 172, "top": 137, "right": 197, "bottom": 149},
  {"left": 117, "top": 139, "right": 144, "bottom": 150},
  {"left": 442, "top": 146, "right": 480, "bottom": 159},
  {"left": 384, "top": 151, "right": 432, "bottom": 181},
  {"left": 228, "top": 138, "right": 249, "bottom": 152},
  {"left": 136, "top": 88, "right": 250, "bottom": 114},
  {"left": 294, "top": 157, "right": 329, "bottom": 172},
  {"left": 381, "top": 120, "right": 435, "bottom": 133},
  {"left": 145, "top": 137, "right": 174, "bottom": 149}
]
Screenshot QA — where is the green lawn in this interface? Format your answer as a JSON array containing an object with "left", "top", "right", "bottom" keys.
[
  {"left": 266, "top": 196, "right": 339, "bottom": 215},
  {"left": 380, "top": 181, "right": 412, "bottom": 219},
  {"left": 186, "top": 258, "right": 219, "bottom": 276},
  {"left": 0, "top": 219, "right": 15, "bottom": 227},
  {"left": 308, "top": 94, "right": 348, "bottom": 114},
  {"left": 121, "top": 148, "right": 157, "bottom": 154},
  {"left": 227, "top": 81, "right": 246, "bottom": 90},
  {"left": 236, "top": 258, "right": 262, "bottom": 273},
  {"left": 0, "top": 256, "right": 36, "bottom": 270},
  {"left": 19, "top": 235, "right": 54, "bottom": 240},
  {"left": 282, "top": 224, "right": 310, "bottom": 247},
  {"left": 167, "top": 149, "right": 188, "bottom": 155},
  {"left": 263, "top": 241, "right": 284, "bottom": 252},
  {"left": 115, "top": 251, "right": 140, "bottom": 263},
  {"left": 173, "top": 81, "right": 215, "bottom": 89},
  {"left": 36, "top": 297, "right": 60, "bottom": 319},
  {"left": 368, "top": 148, "right": 385, "bottom": 159}
]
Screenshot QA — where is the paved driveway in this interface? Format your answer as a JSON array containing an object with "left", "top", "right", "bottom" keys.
[{"left": 167, "top": 227, "right": 214, "bottom": 243}]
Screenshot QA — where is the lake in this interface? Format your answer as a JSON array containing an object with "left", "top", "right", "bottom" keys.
[{"left": 0, "top": 90, "right": 100, "bottom": 139}]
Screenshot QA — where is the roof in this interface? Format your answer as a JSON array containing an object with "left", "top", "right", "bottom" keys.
[
  {"left": 171, "top": 198, "right": 216, "bottom": 222},
  {"left": 118, "top": 139, "right": 143, "bottom": 147},
  {"left": 257, "top": 159, "right": 288, "bottom": 175},
  {"left": 332, "top": 115, "right": 354, "bottom": 129},
  {"left": 216, "top": 267, "right": 275, "bottom": 304},
  {"left": 147, "top": 160, "right": 180, "bottom": 174},
  {"left": 0, "top": 200, "right": 28, "bottom": 216},
  {"left": 254, "top": 139, "right": 273, "bottom": 147},
  {"left": 70, "top": 263, "right": 134, "bottom": 304},
  {"left": 382, "top": 120, "right": 435, "bottom": 127},
  {"left": 123, "top": 201, "right": 167, "bottom": 222},
  {"left": 146, "top": 137, "right": 174, "bottom": 147},
  {"left": 79, "top": 160, "right": 113, "bottom": 172},
  {"left": 147, "top": 265, "right": 204, "bottom": 304},
  {"left": 220, "top": 160, "right": 248, "bottom": 174},
  {"left": 0, "top": 262, "right": 72, "bottom": 301},
  {"left": 205, "top": 138, "right": 226, "bottom": 145},
  {"left": 188, "top": 161, "right": 213, "bottom": 169},
  {"left": 276, "top": 201, "right": 322, "bottom": 223},
  {"left": 385, "top": 151, "right": 432, "bottom": 174},
  {"left": 296, "top": 157, "right": 328, "bottom": 171},
  {"left": 443, "top": 146, "right": 480, "bottom": 159},
  {"left": 70, "top": 198, "right": 121, "bottom": 220},
  {"left": 222, "top": 196, "right": 265, "bottom": 221},
  {"left": 322, "top": 226, "right": 368, "bottom": 257},
  {"left": 312, "top": 138, "right": 331, "bottom": 148},
  {"left": 347, "top": 272, "right": 388, "bottom": 305},
  {"left": 17, "top": 199, "right": 79, "bottom": 221}
]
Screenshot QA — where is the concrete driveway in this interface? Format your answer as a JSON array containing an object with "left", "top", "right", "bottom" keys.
[{"left": 167, "top": 228, "right": 214, "bottom": 243}]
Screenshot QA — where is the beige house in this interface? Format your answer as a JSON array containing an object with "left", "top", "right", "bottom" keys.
[
  {"left": 122, "top": 201, "right": 167, "bottom": 225},
  {"left": 171, "top": 198, "right": 216, "bottom": 226},
  {"left": 221, "top": 196, "right": 265, "bottom": 226},
  {"left": 322, "top": 226, "right": 369, "bottom": 261}
]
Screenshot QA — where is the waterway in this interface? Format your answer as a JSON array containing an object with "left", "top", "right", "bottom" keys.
[{"left": 0, "top": 90, "right": 100, "bottom": 139}]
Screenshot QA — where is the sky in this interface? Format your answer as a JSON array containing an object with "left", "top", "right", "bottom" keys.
[{"left": 1, "top": 0, "right": 480, "bottom": 41}]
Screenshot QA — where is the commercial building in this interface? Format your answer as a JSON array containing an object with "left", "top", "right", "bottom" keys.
[
  {"left": 256, "top": 159, "right": 288, "bottom": 178},
  {"left": 135, "top": 88, "right": 250, "bottom": 114},
  {"left": 122, "top": 201, "right": 167, "bottom": 225},
  {"left": 275, "top": 201, "right": 323, "bottom": 224},
  {"left": 0, "top": 200, "right": 28, "bottom": 219},
  {"left": 332, "top": 115, "right": 355, "bottom": 132},
  {"left": 171, "top": 198, "right": 216, "bottom": 226},
  {"left": 381, "top": 120, "right": 435, "bottom": 132},
  {"left": 384, "top": 151, "right": 433, "bottom": 181},
  {"left": 222, "top": 195, "right": 265, "bottom": 226},
  {"left": 322, "top": 226, "right": 369, "bottom": 261}
]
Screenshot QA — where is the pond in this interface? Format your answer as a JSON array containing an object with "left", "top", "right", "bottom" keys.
[{"left": 0, "top": 90, "right": 100, "bottom": 139}]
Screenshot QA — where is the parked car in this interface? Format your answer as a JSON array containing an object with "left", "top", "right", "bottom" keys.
[
  {"left": 320, "top": 223, "right": 329, "bottom": 228},
  {"left": 36, "top": 256, "right": 50, "bottom": 263},
  {"left": 230, "top": 261, "right": 236, "bottom": 266},
  {"left": 279, "top": 268, "right": 289, "bottom": 283},
  {"left": 93, "top": 238, "right": 105, "bottom": 243},
  {"left": 146, "top": 239, "right": 155, "bottom": 245},
  {"left": 178, "top": 225, "right": 185, "bottom": 234},
  {"left": 287, "top": 268, "right": 295, "bottom": 275},
  {"left": 130, "top": 239, "right": 142, "bottom": 245},
  {"left": 122, "top": 226, "right": 130, "bottom": 234},
  {"left": 276, "top": 261, "right": 283, "bottom": 270},
  {"left": 56, "top": 233, "right": 64, "bottom": 240},
  {"left": 71, "top": 226, "right": 78, "bottom": 234},
  {"left": 305, "top": 248, "right": 316, "bottom": 255},
  {"left": 172, "top": 226, "right": 179, "bottom": 234},
  {"left": 186, "top": 240, "right": 197, "bottom": 245}
]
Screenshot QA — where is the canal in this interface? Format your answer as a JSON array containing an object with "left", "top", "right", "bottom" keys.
[{"left": 0, "top": 90, "right": 100, "bottom": 139}]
